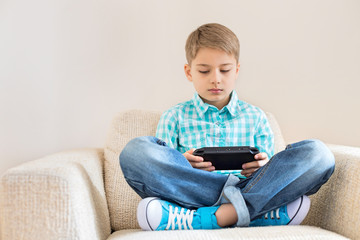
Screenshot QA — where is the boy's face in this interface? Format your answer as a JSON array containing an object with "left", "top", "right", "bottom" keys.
[{"left": 184, "top": 47, "right": 240, "bottom": 110}]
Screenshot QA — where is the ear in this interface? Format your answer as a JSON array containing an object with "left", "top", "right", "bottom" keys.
[
  {"left": 235, "top": 62, "right": 240, "bottom": 77},
  {"left": 184, "top": 64, "right": 193, "bottom": 82}
]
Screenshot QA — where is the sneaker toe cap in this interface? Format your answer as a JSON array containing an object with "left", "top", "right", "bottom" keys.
[
  {"left": 287, "top": 195, "right": 311, "bottom": 225},
  {"left": 137, "top": 197, "right": 162, "bottom": 231}
]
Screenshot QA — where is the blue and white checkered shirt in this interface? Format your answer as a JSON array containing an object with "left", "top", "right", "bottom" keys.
[{"left": 156, "top": 91, "right": 274, "bottom": 178}]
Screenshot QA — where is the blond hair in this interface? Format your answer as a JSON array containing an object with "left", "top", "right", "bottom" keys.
[{"left": 185, "top": 23, "right": 240, "bottom": 65}]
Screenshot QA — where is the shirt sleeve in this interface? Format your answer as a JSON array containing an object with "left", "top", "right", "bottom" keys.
[
  {"left": 254, "top": 111, "right": 275, "bottom": 159},
  {"left": 155, "top": 110, "right": 179, "bottom": 150}
]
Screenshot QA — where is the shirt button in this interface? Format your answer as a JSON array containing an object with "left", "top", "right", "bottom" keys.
[{"left": 216, "top": 133, "right": 221, "bottom": 137}]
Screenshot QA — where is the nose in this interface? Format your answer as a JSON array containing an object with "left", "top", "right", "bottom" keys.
[{"left": 210, "top": 70, "right": 221, "bottom": 85}]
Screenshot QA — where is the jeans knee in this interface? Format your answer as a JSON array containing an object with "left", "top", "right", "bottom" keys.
[
  {"left": 305, "top": 139, "right": 335, "bottom": 173},
  {"left": 119, "top": 136, "right": 156, "bottom": 172}
]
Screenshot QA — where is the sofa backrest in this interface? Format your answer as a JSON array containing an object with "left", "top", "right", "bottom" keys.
[{"left": 104, "top": 109, "right": 286, "bottom": 231}]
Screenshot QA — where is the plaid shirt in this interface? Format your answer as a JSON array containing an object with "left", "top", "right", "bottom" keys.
[{"left": 156, "top": 91, "right": 274, "bottom": 177}]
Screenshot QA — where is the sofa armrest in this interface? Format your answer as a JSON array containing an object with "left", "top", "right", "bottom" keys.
[
  {"left": 303, "top": 144, "right": 360, "bottom": 240},
  {"left": 0, "top": 148, "right": 111, "bottom": 240}
]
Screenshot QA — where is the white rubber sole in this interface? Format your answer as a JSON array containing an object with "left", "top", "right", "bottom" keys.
[
  {"left": 137, "top": 197, "right": 160, "bottom": 231},
  {"left": 288, "top": 195, "right": 311, "bottom": 225}
]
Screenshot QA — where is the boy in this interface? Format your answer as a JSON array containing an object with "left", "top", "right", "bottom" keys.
[{"left": 120, "top": 23, "right": 335, "bottom": 230}]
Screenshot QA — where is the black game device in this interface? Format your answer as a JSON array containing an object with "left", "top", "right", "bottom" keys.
[{"left": 193, "top": 146, "right": 259, "bottom": 170}]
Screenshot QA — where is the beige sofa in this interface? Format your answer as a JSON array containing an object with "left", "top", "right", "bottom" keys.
[{"left": 1, "top": 110, "right": 359, "bottom": 240}]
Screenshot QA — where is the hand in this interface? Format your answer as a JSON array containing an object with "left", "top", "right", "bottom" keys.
[
  {"left": 183, "top": 148, "right": 215, "bottom": 171},
  {"left": 241, "top": 152, "right": 269, "bottom": 178}
]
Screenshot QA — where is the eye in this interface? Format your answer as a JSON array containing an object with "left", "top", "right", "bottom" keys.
[
  {"left": 220, "top": 69, "right": 230, "bottom": 73},
  {"left": 199, "top": 70, "right": 210, "bottom": 74}
]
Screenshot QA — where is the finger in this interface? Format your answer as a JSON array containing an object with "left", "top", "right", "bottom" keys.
[
  {"left": 243, "top": 159, "right": 268, "bottom": 169},
  {"left": 191, "top": 161, "right": 212, "bottom": 169},
  {"left": 184, "top": 149, "right": 204, "bottom": 162},
  {"left": 243, "top": 172, "right": 253, "bottom": 178},
  {"left": 196, "top": 163, "right": 215, "bottom": 172},
  {"left": 202, "top": 166, "right": 216, "bottom": 172},
  {"left": 255, "top": 152, "right": 268, "bottom": 160},
  {"left": 241, "top": 167, "right": 258, "bottom": 177},
  {"left": 186, "top": 154, "right": 204, "bottom": 163},
  {"left": 242, "top": 160, "right": 261, "bottom": 169},
  {"left": 187, "top": 148, "right": 195, "bottom": 154}
]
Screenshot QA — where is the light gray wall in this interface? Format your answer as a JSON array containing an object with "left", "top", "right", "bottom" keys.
[{"left": 1, "top": 0, "right": 359, "bottom": 174}]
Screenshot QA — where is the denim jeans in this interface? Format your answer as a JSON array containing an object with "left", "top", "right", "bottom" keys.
[{"left": 120, "top": 136, "right": 335, "bottom": 227}]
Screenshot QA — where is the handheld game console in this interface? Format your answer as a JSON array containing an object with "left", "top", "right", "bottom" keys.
[{"left": 193, "top": 146, "right": 259, "bottom": 170}]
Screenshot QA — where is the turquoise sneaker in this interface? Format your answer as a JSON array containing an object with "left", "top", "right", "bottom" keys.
[
  {"left": 250, "top": 195, "right": 311, "bottom": 226},
  {"left": 137, "top": 197, "right": 221, "bottom": 231}
]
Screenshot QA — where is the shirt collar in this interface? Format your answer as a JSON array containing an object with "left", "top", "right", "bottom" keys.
[
  {"left": 192, "top": 93, "right": 208, "bottom": 118},
  {"left": 225, "top": 91, "right": 240, "bottom": 117},
  {"left": 192, "top": 90, "right": 240, "bottom": 118}
]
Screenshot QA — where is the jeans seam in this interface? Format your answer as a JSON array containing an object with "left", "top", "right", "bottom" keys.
[{"left": 242, "top": 157, "right": 273, "bottom": 193}]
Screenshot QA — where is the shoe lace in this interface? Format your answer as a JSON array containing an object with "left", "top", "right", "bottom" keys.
[
  {"left": 264, "top": 208, "right": 280, "bottom": 220},
  {"left": 166, "top": 205, "right": 195, "bottom": 230}
]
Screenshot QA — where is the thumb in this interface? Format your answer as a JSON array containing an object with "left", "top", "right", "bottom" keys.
[{"left": 187, "top": 148, "right": 196, "bottom": 154}]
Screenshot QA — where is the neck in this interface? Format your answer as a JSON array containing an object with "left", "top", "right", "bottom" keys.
[{"left": 200, "top": 95, "right": 231, "bottom": 110}]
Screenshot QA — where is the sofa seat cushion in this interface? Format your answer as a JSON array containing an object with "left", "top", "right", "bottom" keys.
[{"left": 108, "top": 226, "right": 349, "bottom": 240}]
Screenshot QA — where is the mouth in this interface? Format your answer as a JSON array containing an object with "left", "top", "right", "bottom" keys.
[{"left": 209, "top": 88, "right": 223, "bottom": 94}]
